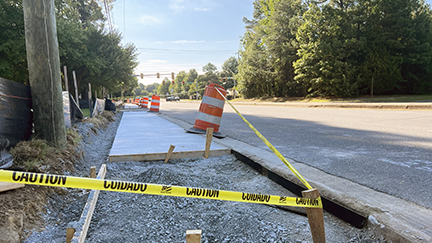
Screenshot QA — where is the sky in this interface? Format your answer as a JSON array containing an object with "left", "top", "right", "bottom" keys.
[
  {"left": 110, "top": 0, "right": 255, "bottom": 85},
  {"left": 110, "top": 0, "right": 432, "bottom": 86}
]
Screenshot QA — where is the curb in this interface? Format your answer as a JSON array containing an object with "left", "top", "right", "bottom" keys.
[
  {"left": 158, "top": 112, "right": 432, "bottom": 243},
  {"left": 177, "top": 100, "right": 432, "bottom": 110}
]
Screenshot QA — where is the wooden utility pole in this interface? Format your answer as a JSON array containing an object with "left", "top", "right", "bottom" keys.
[{"left": 23, "top": 0, "right": 66, "bottom": 148}]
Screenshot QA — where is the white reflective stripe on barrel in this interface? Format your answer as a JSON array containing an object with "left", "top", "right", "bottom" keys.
[
  {"left": 152, "top": 99, "right": 160, "bottom": 104},
  {"left": 202, "top": 96, "right": 224, "bottom": 108},
  {"left": 196, "top": 112, "right": 222, "bottom": 124},
  {"left": 151, "top": 105, "right": 159, "bottom": 108}
]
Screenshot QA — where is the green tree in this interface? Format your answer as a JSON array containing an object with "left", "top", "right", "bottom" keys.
[
  {"left": 145, "top": 82, "right": 159, "bottom": 94},
  {"left": 0, "top": 0, "right": 27, "bottom": 83},
  {"left": 203, "top": 63, "right": 217, "bottom": 73},
  {"left": 157, "top": 78, "right": 170, "bottom": 95}
]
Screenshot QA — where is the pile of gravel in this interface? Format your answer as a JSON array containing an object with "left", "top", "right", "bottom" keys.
[{"left": 24, "top": 111, "right": 385, "bottom": 242}]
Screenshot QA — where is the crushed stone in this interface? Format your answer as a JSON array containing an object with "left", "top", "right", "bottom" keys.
[{"left": 24, "top": 110, "right": 386, "bottom": 243}]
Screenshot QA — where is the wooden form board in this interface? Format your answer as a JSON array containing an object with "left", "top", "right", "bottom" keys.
[
  {"left": 109, "top": 149, "right": 231, "bottom": 162},
  {"left": 69, "top": 164, "right": 107, "bottom": 243},
  {"left": 0, "top": 182, "right": 24, "bottom": 192}
]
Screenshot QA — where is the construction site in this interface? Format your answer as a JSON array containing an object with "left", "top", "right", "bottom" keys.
[{"left": 0, "top": 89, "right": 407, "bottom": 243}]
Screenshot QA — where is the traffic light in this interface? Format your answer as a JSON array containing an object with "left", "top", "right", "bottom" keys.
[
  {"left": 172, "top": 80, "right": 174, "bottom": 84},
  {"left": 182, "top": 81, "right": 185, "bottom": 84},
  {"left": 163, "top": 81, "right": 165, "bottom": 84},
  {"left": 157, "top": 73, "right": 160, "bottom": 78},
  {"left": 171, "top": 72, "right": 175, "bottom": 80},
  {"left": 140, "top": 73, "right": 143, "bottom": 79}
]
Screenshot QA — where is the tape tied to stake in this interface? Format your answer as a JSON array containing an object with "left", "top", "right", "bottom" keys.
[
  {"left": 214, "top": 88, "right": 313, "bottom": 190},
  {"left": 0, "top": 170, "right": 322, "bottom": 208}
]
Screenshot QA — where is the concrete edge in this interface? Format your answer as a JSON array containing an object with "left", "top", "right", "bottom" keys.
[
  {"left": 157, "top": 112, "right": 432, "bottom": 243},
  {"left": 176, "top": 100, "right": 432, "bottom": 110}
]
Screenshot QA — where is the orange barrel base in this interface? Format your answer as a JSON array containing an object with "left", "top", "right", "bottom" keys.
[{"left": 149, "top": 95, "right": 160, "bottom": 112}]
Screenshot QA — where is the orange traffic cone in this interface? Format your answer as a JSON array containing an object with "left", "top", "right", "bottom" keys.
[{"left": 187, "top": 84, "right": 226, "bottom": 138}]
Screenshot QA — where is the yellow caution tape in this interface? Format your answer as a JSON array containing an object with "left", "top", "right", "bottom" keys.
[
  {"left": 214, "top": 88, "right": 313, "bottom": 190},
  {"left": 0, "top": 170, "right": 321, "bottom": 208}
]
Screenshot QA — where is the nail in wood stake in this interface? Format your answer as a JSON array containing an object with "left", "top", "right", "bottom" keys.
[
  {"left": 302, "top": 188, "right": 326, "bottom": 243},
  {"left": 186, "top": 229, "right": 202, "bottom": 243},
  {"left": 204, "top": 128, "right": 214, "bottom": 158},
  {"left": 164, "top": 145, "right": 175, "bottom": 163}
]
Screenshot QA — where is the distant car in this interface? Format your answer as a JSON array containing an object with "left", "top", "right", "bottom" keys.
[{"left": 166, "top": 96, "right": 180, "bottom": 101}]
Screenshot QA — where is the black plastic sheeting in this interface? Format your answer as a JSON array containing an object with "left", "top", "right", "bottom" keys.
[
  {"left": 0, "top": 78, "right": 33, "bottom": 151},
  {"left": 0, "top": 77, "right": 113, "bottom": 152},
  {"left": 105, "top": 98, "right": 116, "bottom": 112}
]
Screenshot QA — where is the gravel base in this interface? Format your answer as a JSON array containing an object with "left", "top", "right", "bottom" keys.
[{"left": 23, "top": 110, "right": 386, "bottom": 243}]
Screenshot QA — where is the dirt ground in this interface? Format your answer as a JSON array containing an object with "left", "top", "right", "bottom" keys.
[{"left": 1, "top": 109, "right": 388, "bottom": 242}]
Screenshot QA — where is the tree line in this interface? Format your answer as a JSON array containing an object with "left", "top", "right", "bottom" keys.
[
  {"left": 130, "top": 59, "right": 239, "bottom": 99},
  {"left": 237, "top": 0, "right": 432, "bottom": 98},
  {"left": 0, "top": 0, "right": 138, "bottom": 98}
]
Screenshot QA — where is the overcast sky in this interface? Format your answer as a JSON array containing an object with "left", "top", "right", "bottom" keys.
[{"left": 110, "top": 0, "right": 432, "bottom": 86}]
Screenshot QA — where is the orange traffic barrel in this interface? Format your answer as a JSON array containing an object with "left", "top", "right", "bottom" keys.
[
  {"left": 140, "top": 97, "right": 149, "bottom": 108},
  {"left": 187, "top": 84, "right": 226, "bottom": 138},
  {"left": 134, "top": 98, "right": 139, "bottom": 104},
  {"left": 149, "top": 95, "right": 160, "bottom": 112}
]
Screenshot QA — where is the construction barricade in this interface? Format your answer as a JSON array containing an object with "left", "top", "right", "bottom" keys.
[
  {"left": 140, "top": 97, "right": 149, "bottom": 108},
  {"left": 149, "top": 95, "right": 160, "bottom": 112},
  {"left": 187, "top": 84, "right": 226, "bottom": 138}
]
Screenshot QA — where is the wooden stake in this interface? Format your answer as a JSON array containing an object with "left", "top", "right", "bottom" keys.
[
  {"left": 72, "top": 71, "right": 79, "bottom": 109},
  {"left": 164, "top": 145, "right": 175, "bottom": 163},
  {"left": 66, "top": 228, "right": 75, "bottom": 243},
  {"left": 204, "top": 128, "right": 214, "bottom": 158},
  {"left": 63, "top": 66, "right": 69, "bottom": 93},
  {"left": 302, "top": 189, "right": 326, "bottom": 243},
  {"left": 90, "top": 166, "right": 96, "bottom": 178},
  {"left": 186, "top": 229, "right": 202, "bottom": 243}
]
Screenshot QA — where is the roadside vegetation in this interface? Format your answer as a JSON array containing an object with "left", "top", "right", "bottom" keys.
[
  {"left": 0, "top": 0, "right": 138, "bottom": 98},
  {"left": 231, "top": 95, "right": 432, "bottom": 103},
  {"left": 236, "top": 0, "right": 432, "bottom": 98}
]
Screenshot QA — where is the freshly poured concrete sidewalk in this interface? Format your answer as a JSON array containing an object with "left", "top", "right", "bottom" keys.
[{"left": 109, "top": 111, "right": 230, "bottom": 162}]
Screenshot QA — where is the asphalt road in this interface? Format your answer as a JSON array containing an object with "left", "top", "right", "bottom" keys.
[{"left": 159, "top": 101, "right": 432, "bottom": 209}]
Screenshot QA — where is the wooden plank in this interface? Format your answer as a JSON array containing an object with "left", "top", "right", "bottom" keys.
[
  {"left": 0, "top": 182, "right": 24, "bottom": 193},
  {"left": 164, "top": 145, "right": 175, "bottom": 163},
  {"left": 71, "top": 164, "right": 107, "bottom": 243},
  {"left": 204, "top": 128, "right": 214, "bottom": 159},
  {"left": 186, "top": 229, "right": 202, "bottom": 243},
  {"left": 302, "top": 189, "right": 326, "bottom": 243},
  {"left": 109, "top": 149, "right": 232, "bottom": 162}
]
